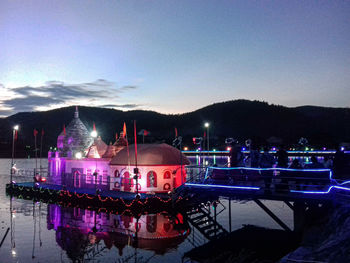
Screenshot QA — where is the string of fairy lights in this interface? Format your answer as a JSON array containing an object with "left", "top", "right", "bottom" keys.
[{"left": 6, "top": 183, "right": 186, "bottom": 214}]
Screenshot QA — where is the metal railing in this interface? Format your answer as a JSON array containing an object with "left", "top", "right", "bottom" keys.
[{"left": 185, "top": 166, "right": 335, "bottom": 193}]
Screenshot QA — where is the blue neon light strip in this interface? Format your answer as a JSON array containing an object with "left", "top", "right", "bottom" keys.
[
  {"left": 339, "top": 180, "right": 350, "bottom": 186},
  {"left": 206, "top": 166, "right": 331, "bottom": 172},
  {"left": 291, "top": 185, "right": 350, "bottom": 194},
  {"left": 183, "top": 150, "right": 229, "bottom": 154},
  {"left": 206, "top": 166, "right": 333, "bottom": 185},
  {"left": 187, "top": 166, "right": 350, "bottom": 195},
  {"left": 206, "top": 166, "right": 333, "bottom": 184},
  {"left": 290, "top": 187, "right": 333, "bottom": 195},
  {"left": 182, "top": 150, "right": 343, "bottom": 154},
  {"left": 185, "top": 183, "right": 260, "bottom": 190},
  {"left": 202, "top": 166, "right": 337, "bottom": 195},
  {"left": 334, "top": 186, "right": 350, "bottom": 191}
]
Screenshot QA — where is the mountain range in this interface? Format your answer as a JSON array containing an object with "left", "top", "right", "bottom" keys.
[{"left": 0, "top": 100, "right": 349, "bottom": 157}]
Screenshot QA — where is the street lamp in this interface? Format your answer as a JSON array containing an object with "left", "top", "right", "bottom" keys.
[
  {"left": 204, "top": 122, "right": 210, "bottom": 150},
  {"left": 11, "top": 125, "right": 19, "bottom": 184},
  {"left": 204, "top": 122, "right": 210, "bottom": 164}
]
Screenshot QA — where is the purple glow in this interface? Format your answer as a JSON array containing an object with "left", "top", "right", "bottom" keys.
[{"left": 185, "top": 183, "right": 260, "bottom": 190}]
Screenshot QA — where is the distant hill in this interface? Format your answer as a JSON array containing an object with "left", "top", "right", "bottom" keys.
[{"left": 0, "top": 100, "right": 349, "bottom": 157}]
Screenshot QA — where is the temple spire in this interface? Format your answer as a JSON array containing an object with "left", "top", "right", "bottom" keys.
[{"left": 74, "top": 106, "right": 79, "bottom": 119}]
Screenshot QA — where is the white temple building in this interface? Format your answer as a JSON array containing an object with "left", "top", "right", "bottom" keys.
[{"left": 48, "top": 107, "right": 190, "bottom": 193}]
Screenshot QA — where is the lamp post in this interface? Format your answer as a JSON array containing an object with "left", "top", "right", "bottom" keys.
[
  {"left": 204, "top": 122, "right": 210, "bottom": 164},
  {"left": 11, "top": 125, "right": 19, "bottom": 184}
]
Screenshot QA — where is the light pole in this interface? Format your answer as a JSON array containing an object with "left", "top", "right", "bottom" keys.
[
  {"left": 11, "top": 125, "right": 19, "bottom": 184},
  {"left": 204, "top": 122, "right": 210, "bottom": 164}
]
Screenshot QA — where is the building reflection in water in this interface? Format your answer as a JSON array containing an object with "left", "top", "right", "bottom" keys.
[{"left": 46, "top": 204, "right": 190, "bottom": 262}]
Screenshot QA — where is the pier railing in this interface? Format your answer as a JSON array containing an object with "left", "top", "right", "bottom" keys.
[
  {"left": 10, "top": 168, "right": 50, "bottom": 184},
  {"left": 185, "top": 166, "right": 335, "bottom": 193},
  {"left": 9, "top": 165, "right": 346, "bottom": 195}
]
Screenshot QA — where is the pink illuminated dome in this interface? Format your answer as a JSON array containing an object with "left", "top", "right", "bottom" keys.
[{"left": 110, "top": 143, "right": 190, "bottom": 166}]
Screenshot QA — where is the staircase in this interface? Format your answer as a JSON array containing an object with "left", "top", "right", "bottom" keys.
[{"left": 186, "top": 205, "right": 228, "bottom": 241}]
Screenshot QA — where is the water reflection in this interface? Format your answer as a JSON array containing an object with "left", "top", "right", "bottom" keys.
[{"left": 46, "top": 205, "right": 190, "bottom": 262}]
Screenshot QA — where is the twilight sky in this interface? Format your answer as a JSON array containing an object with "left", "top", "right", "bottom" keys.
[{"left": 1, "top": 1, "right": 349, "bottom": 117}]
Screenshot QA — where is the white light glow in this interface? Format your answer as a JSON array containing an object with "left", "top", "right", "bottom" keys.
[
  {"left": 13, "top": 125, "right": 19, "bottom": 130},
  {"left": 91, "top": 130, "right": 97, "bottom": 138},
  {"left": 204, "top": 122, "right": 209, "bottom": 128},
  {"left": 75, "top": 152, "right": 82, "bottom": 159}
]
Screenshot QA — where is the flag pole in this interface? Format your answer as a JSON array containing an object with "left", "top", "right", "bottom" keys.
[
  {"left": 34, "top": 129, "right": 38, "bottom": 174},
  {"left": 133, "top": 120, "right": 139, "bottom": 196},
  {"left": 124, "top": 122, "right": 131, "bottom": 178},
  {"left": 39, "top": 129, "right": 44, "bottom": 174}
]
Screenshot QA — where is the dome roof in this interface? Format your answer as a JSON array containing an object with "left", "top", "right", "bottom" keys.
[
  {"left": 58, "top": 107, "right": 93, "bottom": 156},
  {"left": 110, "top": 143, "right": 190, "bottom": 166}
]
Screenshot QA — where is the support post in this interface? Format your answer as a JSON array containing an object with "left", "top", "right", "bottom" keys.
[
  {"left": 255, "top": 199, "right": 292, "bottom": 232},
  {"left": 293, "top": 201, "right": 306, "bottom": 233},
  {"left": 229, "top": 198, "right": 232, "bottom": 232}
]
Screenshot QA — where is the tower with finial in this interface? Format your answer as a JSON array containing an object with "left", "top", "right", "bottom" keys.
[{"left": 56, "top": 106, "right": 93, "bottom": 157}]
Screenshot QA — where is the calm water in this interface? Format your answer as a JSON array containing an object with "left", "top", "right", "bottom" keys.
[{"left": 0, "top": 158, "right": 294, "bottom": 263}]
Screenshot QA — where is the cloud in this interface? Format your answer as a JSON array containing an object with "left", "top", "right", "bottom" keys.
[
  {"left": 13, "top": 80, "right": 117, "bottom": 100},
  {"left": 3, "top": 96, "right": 64, "bottom": 111},
  {"left": 120, "top": 85, "right": 137, "bottom": 91},
  {"left": 101, "top": 103, "right": 140, "bottom": 109},
  {"left": 0, "top": 80, "right": 139, "bottom": 117}
]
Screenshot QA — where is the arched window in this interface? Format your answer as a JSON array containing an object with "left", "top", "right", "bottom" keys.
[
  {"left": 164, "top": 171, "right": 171, "bottom": 179},
  {"left": 114, "top": 170, "right": 120, "bottom": 178},
  {"left": 147, "top": 171, "right": 157, "bottom": 188}
]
